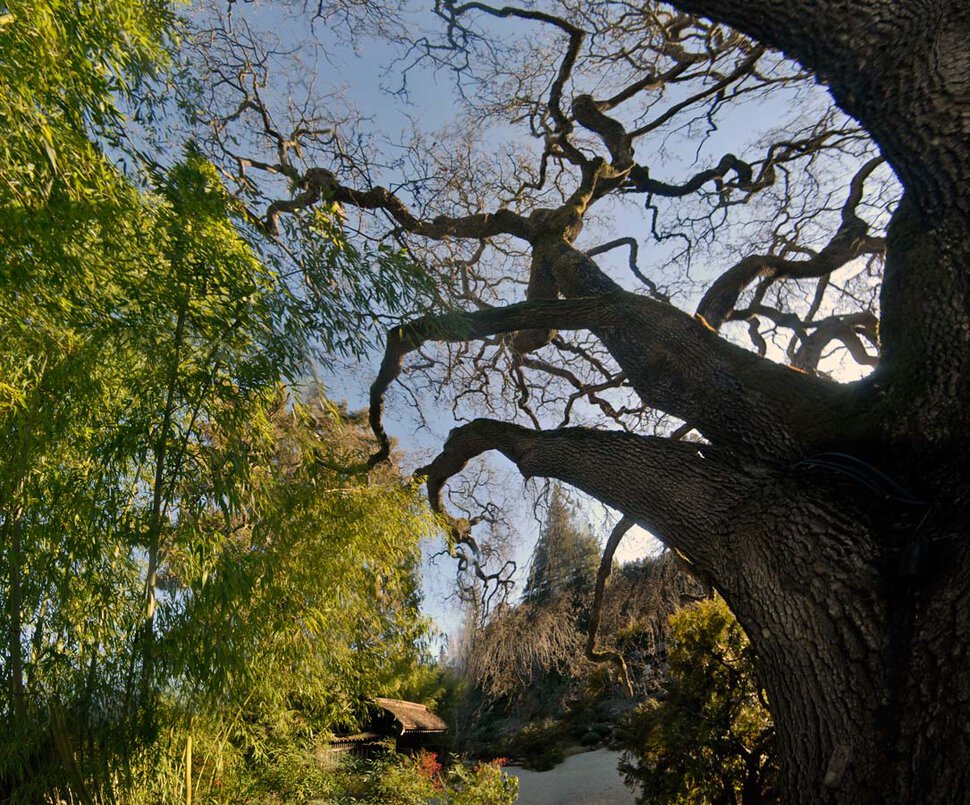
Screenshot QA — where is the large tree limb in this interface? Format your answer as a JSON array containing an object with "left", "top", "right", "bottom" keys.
[
  {"left": 534, "top": 241, "right": 859, "bottom": 459},
  {"left": 368, "top": 286, "right": 858, "bottom": 467},
  {"left": 416, "top": 419, "right": 748, "bottom": 568},
  {"left": 367, "top": 295, "right": 632, "bottom": 466},
  {"left": 572, "top": 94, "right": 634, "bottom": 172}
]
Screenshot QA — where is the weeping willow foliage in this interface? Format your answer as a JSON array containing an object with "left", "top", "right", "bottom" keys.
[
  {"left": 1, "top": 2, "right": 443, "bottom": 802},
  {"left": 117, "top": 397, "right": 439, "bottom": 805}
]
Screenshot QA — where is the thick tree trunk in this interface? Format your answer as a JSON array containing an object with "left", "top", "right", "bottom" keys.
[
  {"left": 656, "top": 1, "right": 970, "bottom": 800},
  {"left": 670, "top": 468, "right": 970, "bottom": 803},
  {"left": 899, "top": 537, "right": 970, "bottom": 801},
  {"left": 880, "top": 208, "right": 970, "bottom": 451},
  {"left": 682, "top": 478, "right": 883, "bottom": 802}
]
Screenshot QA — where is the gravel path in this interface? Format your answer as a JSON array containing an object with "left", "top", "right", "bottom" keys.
[{"left": 506, "top": 749, "right": 637, "bottom": 805}]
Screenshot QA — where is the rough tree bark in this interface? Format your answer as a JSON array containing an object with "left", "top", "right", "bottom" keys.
[{"left": 230, "top": 0, "right": 969, "bottom": 799}]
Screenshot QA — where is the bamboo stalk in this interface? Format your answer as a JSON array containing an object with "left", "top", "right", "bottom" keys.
[{"left": 186, "top": 734, "right": 193, "bottom": 805}]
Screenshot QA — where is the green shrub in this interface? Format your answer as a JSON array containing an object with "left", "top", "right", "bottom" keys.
[
  {"left": 580, "top": 730, "right": 602, "bottom": 747},
  {"left": 616, "top": 598, "right": 777, "bottom": 804},
  {"left": 503, "top": 719, "right": 569, "bottom": 770},
  {"left": 328, "top": 752, "right": 517, "bottom": 804},
  {"left": 445, "top": 758, "right": 518, "bottom": 805}
]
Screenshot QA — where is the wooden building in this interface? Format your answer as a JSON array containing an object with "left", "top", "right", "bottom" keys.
[
  {"left": 322, "top": 698, "right": 448, "bottom": 764},
  {"left": 370, "top": 697, "right": 448, "bottom": 754}
]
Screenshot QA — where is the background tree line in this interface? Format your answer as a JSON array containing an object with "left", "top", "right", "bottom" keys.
[{"left": 440, "top": 487, "right": 775, "bottom": 803}]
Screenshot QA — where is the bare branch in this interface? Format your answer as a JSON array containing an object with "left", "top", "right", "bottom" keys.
[
  {"left": 629, "top": 46, "right": 765, "bottom": 138},
  {"left": 585, "top": 237, "right": 669, "bottom": 301},
  {"left": 448, "top": 2, "right": 584, "bottom": 132},
  {"left": 441, "top": 1, "right": 589, "bottom": 163},
  {"left": 696, "top": 157, "right": 885, "bottom": 328},
  {"left": 793, "top": 316, "right": 879, "bottom": 372},
  {"left": 586, "top": 515, "right": 636, "bottom": 696},
  {"left": 263, "top": 166, "right": 533, "bottom": 241},
  {"left": 627, "top": 152, "right": 754, "bottom": 198}
]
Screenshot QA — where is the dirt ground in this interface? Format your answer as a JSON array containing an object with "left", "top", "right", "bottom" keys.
[{"left": 506, "top": 749, "right": 637, "bottom": 805}]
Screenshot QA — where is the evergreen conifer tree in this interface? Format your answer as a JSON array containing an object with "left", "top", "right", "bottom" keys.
[{"left": 523, "top": 487, "right": 601, "bottom": 606}]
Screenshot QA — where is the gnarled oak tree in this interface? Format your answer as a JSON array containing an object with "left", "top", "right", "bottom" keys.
[{"left": 198, "top": 0, "right": 970, "bottom": 800}]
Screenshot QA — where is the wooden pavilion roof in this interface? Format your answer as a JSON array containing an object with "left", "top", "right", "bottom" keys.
[{"left": 371, "top": 697, "right": 448, "bottom": 734}]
